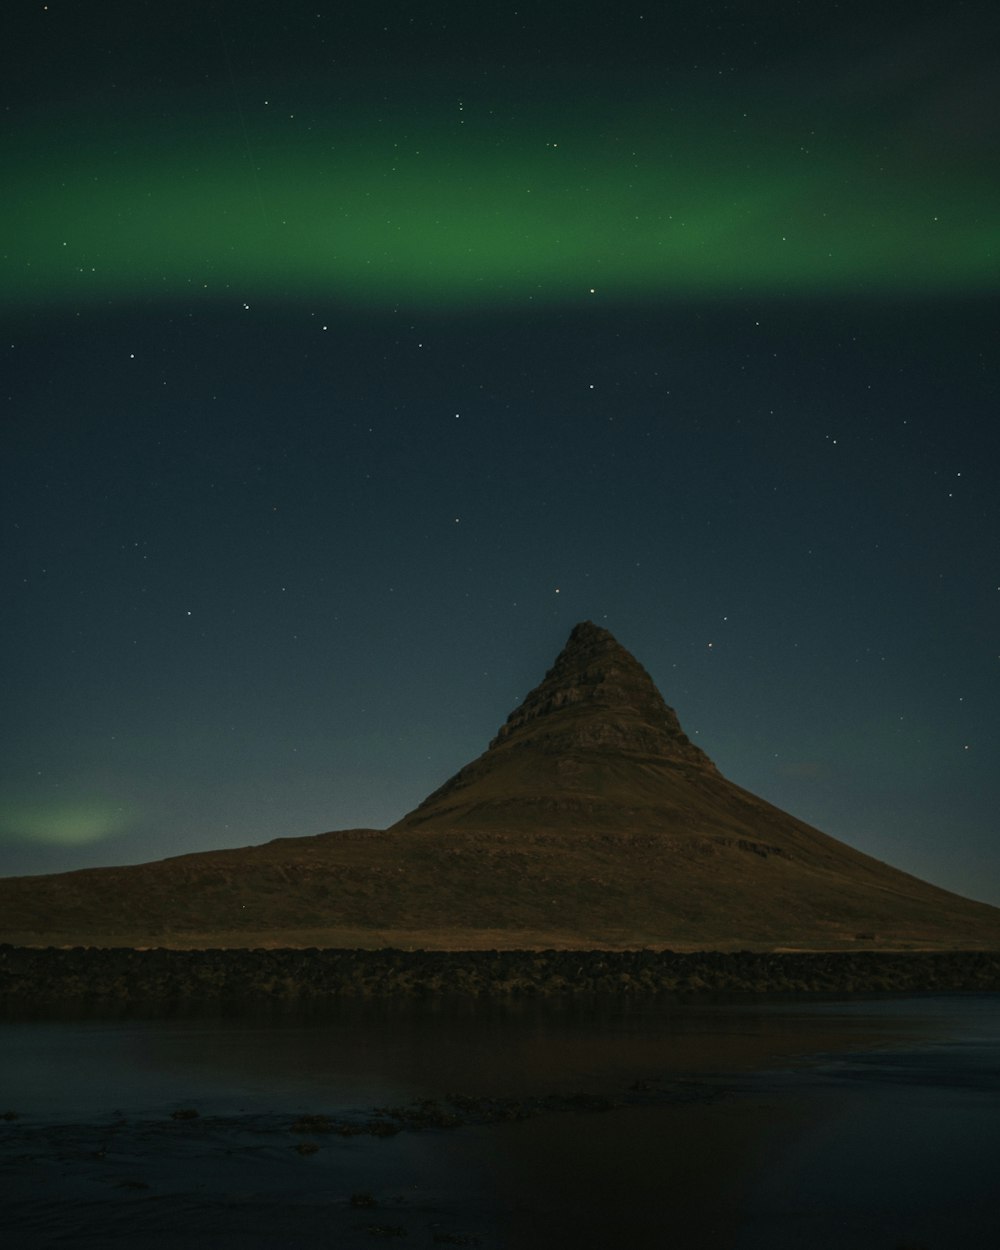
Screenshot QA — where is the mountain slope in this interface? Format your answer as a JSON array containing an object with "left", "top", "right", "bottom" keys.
[{"left": 2, "top": 622, "right": 998, "bottom": 950}]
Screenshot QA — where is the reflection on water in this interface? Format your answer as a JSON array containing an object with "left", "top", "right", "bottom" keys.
[
  {"left": 0, "top": 994, "right": 951, "bottom": 1116},
  {"left": 1, "top": 994, "right": 998, "bottom": 1248}
]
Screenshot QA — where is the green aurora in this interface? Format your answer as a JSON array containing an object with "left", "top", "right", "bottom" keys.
[
  {"left": 4, "top": 92, "right": 996, "bottom": 311},
  {"left": 0, "top": 799, "right": 135, "bottom": 848}
]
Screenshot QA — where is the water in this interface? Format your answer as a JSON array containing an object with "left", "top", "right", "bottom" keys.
[{"left": 2, "top": 994, "right": 997, "bottom": 1248}]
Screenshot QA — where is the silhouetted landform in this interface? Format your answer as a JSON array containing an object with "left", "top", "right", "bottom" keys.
[
  {"left": 3, "top": 622, "right": 1000, "bottom": 951},
  {"left": 3, "top": 945, "right": 999, "bottom": 1013}
]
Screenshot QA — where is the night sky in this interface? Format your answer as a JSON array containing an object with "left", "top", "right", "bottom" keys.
[{"left": 3, "top": 2, "right": 998, "bottom": 906}]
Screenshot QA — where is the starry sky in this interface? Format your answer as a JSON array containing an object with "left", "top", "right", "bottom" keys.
[{"left": 3, "top": 1, "right": 999, "bottom": 906}]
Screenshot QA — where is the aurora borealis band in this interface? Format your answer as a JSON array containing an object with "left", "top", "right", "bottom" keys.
[{"left": 5, "top": 80, "right": 997, "bottom": 310}]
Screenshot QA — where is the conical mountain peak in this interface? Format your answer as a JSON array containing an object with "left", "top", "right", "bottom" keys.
[
  {"left": 396, "top": 623, "right": 716, "bottom": 833},
  {"left": 489, "top": 621, "right": 714, "bottom": 768}
]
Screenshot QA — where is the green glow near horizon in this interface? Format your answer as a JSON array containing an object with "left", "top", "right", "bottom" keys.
[
  {"left": 3, "top": 101, "right": 996, "bottom": 310},
  {"left": 0, "top": 800, "right": 134, "bottom": 846}
]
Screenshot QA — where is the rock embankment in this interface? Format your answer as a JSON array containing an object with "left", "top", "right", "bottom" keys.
[{"left": 2, "top": 945, "right": 999, "bottom": 1012}]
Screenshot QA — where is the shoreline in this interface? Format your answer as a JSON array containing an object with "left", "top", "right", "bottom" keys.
[{"left": 3, "top": 945, "right": 999, "bottom": 1012}]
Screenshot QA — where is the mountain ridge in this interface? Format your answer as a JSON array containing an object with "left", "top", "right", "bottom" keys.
[{"left": 2, "top": 621, "right": 999, "bottom": 951}]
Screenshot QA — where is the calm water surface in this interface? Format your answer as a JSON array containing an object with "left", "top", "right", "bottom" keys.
[{"left": 2, "top": 994, "right": 997, "bottom": 1248}]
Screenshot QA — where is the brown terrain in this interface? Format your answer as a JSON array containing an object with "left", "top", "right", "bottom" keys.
[{"left": 2, "top": 620, "right": 999, "bottom": 951}]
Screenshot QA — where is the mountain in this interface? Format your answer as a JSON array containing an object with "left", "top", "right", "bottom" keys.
[{"left": 2, "top": 621, "right": 999, "bottom": 951}]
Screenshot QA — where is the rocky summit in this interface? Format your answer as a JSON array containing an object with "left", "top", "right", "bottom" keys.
[
  {"left": 2, "top": 622, "right": 1000, "bottom": 952},
  {"left": 398, "top": 620, "right": 718, "bottom": 834}
]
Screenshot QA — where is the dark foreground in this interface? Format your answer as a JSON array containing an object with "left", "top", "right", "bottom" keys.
[
  {"left": 3, "top": 992, "right": 999, "bottom": 1248},
  {"left": 3, "top": 945, "right": 1000, "bottom": 1011}
]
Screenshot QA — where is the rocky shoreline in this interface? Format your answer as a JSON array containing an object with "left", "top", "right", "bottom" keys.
[{"left": 3, "top": 945, "right": 1000, "bottom": 1012}]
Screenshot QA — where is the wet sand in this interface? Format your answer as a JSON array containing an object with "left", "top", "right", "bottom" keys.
[{"left": 0, "top": 1071, "right": 813, "bottom": 1248}]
